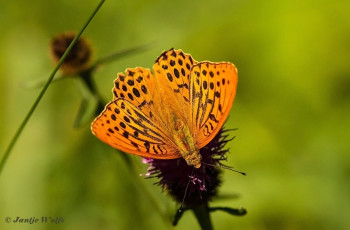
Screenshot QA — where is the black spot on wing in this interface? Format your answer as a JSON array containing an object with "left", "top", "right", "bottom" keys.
[
  {"left": 174, "top": 68, "right": 180, "bottom": 78},
  {"left": 141, "top": 85, "right": 148, "bottom": 94},
  {"left": 128, "top": 93, "right": 134, "bottom": 100},
  {"left": 136, "top": 76, "right": 143, "bottom": 83},
  {"left": 133, "top": 88, "right": 141, "bottom": 97},
  {"left": 128, "top": 70, "right": 135, "bottom": 77},
  {"left": 167, "top": 73, "right": 173, "bottom": 82},
  {"left": 144, "top": 141, "right": 150, "bottom": 152},
  {"left": 131, "top": 141, "right": 139, "bottom": 148},
  {"left": 127, "top": 80, "right": 134, "bottom": 86}
]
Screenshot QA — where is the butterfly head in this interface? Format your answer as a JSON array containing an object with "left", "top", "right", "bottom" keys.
[{"left": 184, "top": 151, "right": 202, "bottom": 168}]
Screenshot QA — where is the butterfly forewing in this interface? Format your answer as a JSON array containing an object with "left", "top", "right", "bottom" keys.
[
  {"left": 153, "top": 49, "right": 198, "bottom": 116},
  {"left": 92, "top": 98, "right": 181, "bottom": 159},
  {"left": 190, "top": 62, "right": 238, "bottom": 148},
  {"left": 113, "top": 67, "right": 156, "bottom": 120}
]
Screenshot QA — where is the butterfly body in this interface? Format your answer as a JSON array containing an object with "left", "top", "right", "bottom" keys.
[
  {"left": 91, "top": 49, "right": 237, "bottom": 168},
  {"left": 171, "top": 117, "right": 201, "bottom": 168}
]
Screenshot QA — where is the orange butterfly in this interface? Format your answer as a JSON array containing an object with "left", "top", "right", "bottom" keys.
[{"left": 91, "top": 49, "right": 238, "bottom": 168}]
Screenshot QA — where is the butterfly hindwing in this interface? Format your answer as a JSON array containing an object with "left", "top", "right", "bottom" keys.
[
  {"left": 190, "top": 62, "right": 238, "bottom": 148},
  {"left": 92, "top": 98, "right": 180, "bottom": 159}
]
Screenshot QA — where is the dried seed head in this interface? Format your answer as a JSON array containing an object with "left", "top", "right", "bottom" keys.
[{"left": 50, "top": 32, "right": 93, "bottom": 75}]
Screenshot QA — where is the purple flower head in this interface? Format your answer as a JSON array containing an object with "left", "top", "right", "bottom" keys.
[{"left": 142, "top": 129, "right": 234, "bottom": 207}]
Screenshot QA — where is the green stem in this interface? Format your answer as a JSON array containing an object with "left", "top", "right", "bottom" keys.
[
  {"left": 173, "top": 207, "right": 189, "bottom": 226},
  {"left": 0, "top": 0, "right": 105, "bottom": 177},
  {"left": 80, "top": 70, "right": 105, "bottom": 114},
  {"left": 192, "top": 203, "right": 214, "bottom": 230}
]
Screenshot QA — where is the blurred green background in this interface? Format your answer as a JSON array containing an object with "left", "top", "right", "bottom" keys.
[{"left": 1, "top": 0, "right": 349, "bottom": 229}]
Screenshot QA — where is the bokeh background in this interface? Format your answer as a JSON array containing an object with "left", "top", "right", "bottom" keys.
[{"left": 1, "top": 0, "right": 349, "bottom": 229}]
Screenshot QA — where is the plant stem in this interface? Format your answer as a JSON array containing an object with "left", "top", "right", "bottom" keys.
[
  {"left": 192, "top": 203, "right": 214, "bottom": 230},
  {"left": 0, "top": 0, "right": 105, "bottom": 177},
  {"left": 209, "top": 206, "right": 247, "bottom": 216},
  {"left": 80, "top": 70, "right": 105, "bottom": 114}
]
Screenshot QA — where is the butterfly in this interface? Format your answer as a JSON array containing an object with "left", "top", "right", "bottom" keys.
[{"left": 91, "top": 49, "right": 238, "bottom": 168}]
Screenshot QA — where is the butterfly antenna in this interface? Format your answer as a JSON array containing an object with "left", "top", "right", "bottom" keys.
[
  {"left": 179, "top": 167, "right": 195, "bottom": 211},
  {"left": 201, "top": 162, "right": 246, "bottom": 176}
]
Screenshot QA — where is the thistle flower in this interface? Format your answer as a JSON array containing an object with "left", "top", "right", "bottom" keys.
[
  {"left": 50, "top": 32, "right": 93, "bottom": 75},
  {"left": 142, "top": 129, "right": 235, "bottom": 207}
]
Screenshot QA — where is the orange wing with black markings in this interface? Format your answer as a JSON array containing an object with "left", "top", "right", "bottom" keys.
[
  {"left": 91, "top": 48, "right": 238, "bottom": 162},
  {"left": 189, "top": 62, "right": 238, "bottom": 148},
  {"left": 92, "top": 98, "right": 180, "bottom": 159}
]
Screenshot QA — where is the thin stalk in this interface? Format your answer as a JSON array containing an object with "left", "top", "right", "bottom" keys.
[
  {"left": 90, "top": 42, "right": 154, "bottom": 69},
  {"left": 0, "top": 0, "right": 105, "bottom": 177}
]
